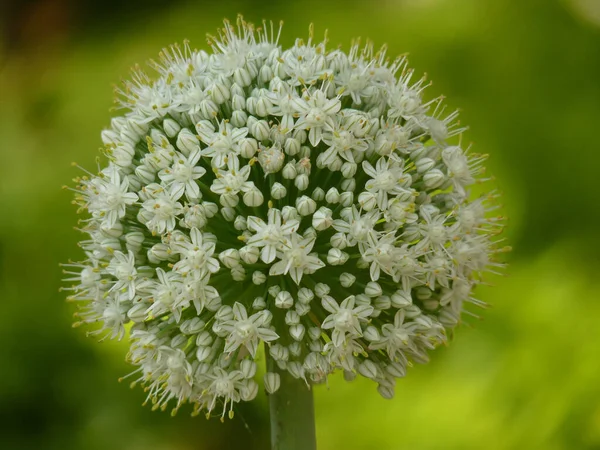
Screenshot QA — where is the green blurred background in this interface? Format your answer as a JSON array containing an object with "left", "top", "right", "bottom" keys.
[{"left": 1, "top": 0, "right": 599, "bottom": 448}]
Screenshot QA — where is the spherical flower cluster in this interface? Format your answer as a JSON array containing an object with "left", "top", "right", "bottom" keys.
[{"left": 63, "top": 18, "right": 506, "bottom": 418}]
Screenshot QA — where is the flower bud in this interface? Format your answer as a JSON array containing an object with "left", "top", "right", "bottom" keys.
[
  {"left": 314, "top": 283, "right": 330, "bottom": 298},
  {"left": 258, "top": 145, "right": 285, "bottom": 173},
  {"left": 269, "top": 344, "right": 289, "bottom": 362},
  {"left": 365, "top": 281, "right": 383, "bottom": 297},
  {"left": 234, "top": 67, "right": 252, "bottom": 87},
  {"left": 284, "top": 137, "right": 301, "bottom": 156},
  {"left": 294, "top": 173, "right": 310, "bottom": 191},
  {"left": 374, "top": 295, "right": 391, "bottom": 310},
  {"left": 295, "top": 302, "right": 310, "bottom": 316},
  {"left": 220, "top": 193, "right": 239, "bottom": 208},
  {"left": 275, "top": 291, "right": 294, "bottom": 309},
  {"left": 252, "top": 120, "right": 271, "bottom": 141},
  {"left": 297, "top": 288, "right": 314, "bottom": 304},
  {"left": 210, "top": 81, "right": 230, "bottom": 104},
  {"left": 264, "top": 372, "right": 281, "bottom": 394},
  {"left": 358, "top": 191, "right": 377, "bottom": 211},
  {"left": 281, "top": 206, "right": 299, "bottom": 222},
  {"left": 196, "top": 346, "right": 211, "bottom": 362},
  {"left": 221, "top": 207, "right": 236, "bottom": 222},
  {"left": 127, "top": 303, "right": 148, "bottom": 323},
  {"left": 358, "top": 360, "right": 379, "bottom": 379},
  {"left": 340, "top": 191, "right": 354, "bottom": 207},
  {"left": 282, "top": 162, "right": 297, "bottom": 179},
  {"left": 243, "top": 188, "right": 264, "bottom": 207},
  {"left": 340, "top": 178, "right": 356, "bottom": 192},
  {"left": 416, "top": 157, "right": 436, "bottom": 173},
  {"left": 287, "top": 361, "right": 305, "bottom": 379},
  {"left": 180, "top": 317, "right": 205, "bottom": 334},
  {"left": 234, "top": 215, "right": 247, "bottom": 231},
  {"left": 423, "top": 168, "right": 446, "bottom": 189},
  {"left": 289, "top": 324, "right": 305, "bottom": 341},
  {"left": 296, "top": 195, "right": 317, "bottom": 216},
  {"left": 340, "top": 272, "right": 356, "bottom": 288},
  {"left": 325, "top": 187, "right": 341, "bottom": 204},
  {"left": 252, "top": 271, "right": 267, "bottom": 285},
  {"left": 363, "top": 325, "right": 380, "bottom": 342},
  {"left": 231, "top": 265, "right": 246, "bottom": 281},
  {"left": 219, "top": 248, "right": 240, "bottom": 268},
  {"left": 311, "top": 187, "right": 325, "bottom": 201},
  {"left": 312, "top": 206, "right": 333, "bottom": 230},
  {"left": 386, "top": 362, "right": 407, "bottom": 378},
  {"left": 391, "top": 290, "right": 412, "bottom": 308},
  {"left": 240, "top": 246, "right": 259, "bottom": 264},
  {"left": 163, "top": 118, "right": 181, "bottom": 138},
  {"left": 239, "top": 137, "right": 258, "bottom": 158},
  {"left": 308, "top": 327, "right": 321, "bottom": 341},
  {"left": 259, "top": 64, "right": 274, "bottom": 83},
  {"left": 252, "top": 296, "right": 266, "bottom": 310},
  {"left": 327, "top": 248, "right": 349, "bottom": 265},
  {"left": 271, "top": 182, "right": 287, "bottom": 200},
  {"left": 330, "top": 232, "right": 348, "bottom": 249},
  {"left": 341, "top": 162, "right": 357, "bottom": 178},
  {"left": 230, "top": 110, "right": 248, "bottom": 127}
]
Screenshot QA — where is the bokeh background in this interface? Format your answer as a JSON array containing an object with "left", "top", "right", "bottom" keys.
[{"left": 1, "top": 0, "right": 600, "bottom": 449}]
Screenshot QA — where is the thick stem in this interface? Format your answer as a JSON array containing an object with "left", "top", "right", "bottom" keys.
[{"left": 267, "top": 352, "right": 317, "bottom": 450}]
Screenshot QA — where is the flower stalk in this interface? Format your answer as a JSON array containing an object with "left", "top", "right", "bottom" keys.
[{"left": 267, "top": 351, "right": 316, "bottom": 450}]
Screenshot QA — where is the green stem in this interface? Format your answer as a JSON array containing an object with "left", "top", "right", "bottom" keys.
[{"left": 266, "top": 350, "right": 317, "bottom": 450}]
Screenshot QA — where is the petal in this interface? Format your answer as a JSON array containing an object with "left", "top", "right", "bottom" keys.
[
  {"left": 258, "top": 328, "right": 279, "bottom": 342},
  {"left": 233, "top": 302, "right": 248, "bottom": 320},
  {"left": 362, "top": 161, "right": 377, "bottom": 178},
  {"left": 332, "top": 220, "right": 350, "bottom": 233},
  {"left": 340, "top": 296, "right": 355, "bottom": 309},
  {"left": 321, "top": 295, "right": 339, "bottom": 314},
  {"left": 247, "top": 216, "right": 265, "bottom": 232},
  {"left": 269, "top": 260, "right": 287, "bottom": 276},
  {"left": 354, "top": 305, "right": 374, "bottom": 318},
  {"left": 370, "top": 262, "right": 380, "bottom": 281},
  {"left": 289, "top": 267, "right": 303, "bottom": 285},
  {"left": 170, "top": 183, "right": 185, "bottom": 200},
  {"left": 245, "top": 339, "right": 258, "bottom": 358},
  {"left": 332, "top": 329, "right": 345, "bottom": 347},
  {"left": 281, "top": 219, "right": 300, "bottom": 234},
  {"left": 261, "top": 245, "right": 277, "bottom": 264},
  {"left": 186, "top": 181, "right": 200, "bottom": 199},
  {"left": 321, "top": 316, "right": 335, "bottom": 330},
  {"left": 190, "top": 228, "right": 202, "bottom": 245}
]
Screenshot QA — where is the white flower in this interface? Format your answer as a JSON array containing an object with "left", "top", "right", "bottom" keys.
[
  {"left": 247, "top": 208, "right": 299, "bottom": 263},
  {"left": 65, "top": 18, "right": 505, "bottom": 414},
  {"left": 257, "top": 144, "right": 286, "bottom": 175},
  {"left": 292, "top": 88, "right": 342, "bottom": 146},
  {"left": 146, "top": 268, "right": 185, "bottom": 321},
  {"left": 269, "top": 233, "right": 325, "bottom": 284},
  {"left": 197, "top": 120, "right": 248, "bottom": 168},
  {"left": 106, "top": 250, "right": 138, "bottom": 300},
  {"left": 321, "top": 122, "right": 369, "bottom": 165},
  {"left": 362, "top": 157, "right": 412, "bottom": 210},
  {"left": 321, "top": 295, "right": 374, "bottom": 347},
  {"left": 172, "top": 228, "right": 220, "bottom": 276},
  {"left": 220, "top": 303, "right": 279, "bottom": 357},
  {"left": 158, "top": 148, "right": 206, "bottom": 201},
  {"left": 332, "top": 205, "right": 380, "bottom": 250},
  {"left": 369, "top": 310, "right": 416, "bottom": 362},
  {"left": 139, "top": 187, "right": 184, "bottom": 234},
  {"left": 210, "top": 155, "right": 253, "bottom": 196},
  {"left": 362, "top": 232, "right": 399, "bottom": 282},
  {"left": 86, "top": 169, "right": 138, "bottom": 228}
]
